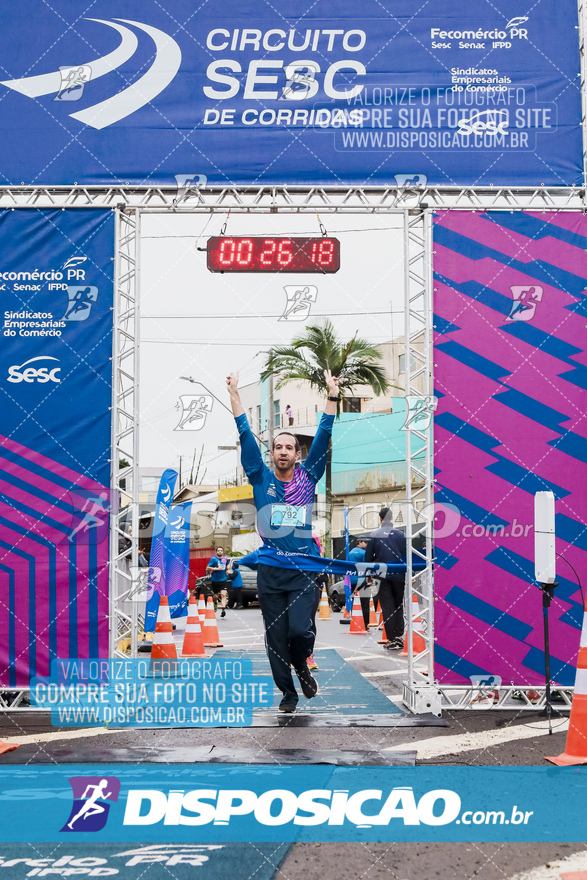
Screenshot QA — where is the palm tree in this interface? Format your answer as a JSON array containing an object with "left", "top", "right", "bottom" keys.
[{"left": 261, "top": 319, "right": 390, "bottom": 558}]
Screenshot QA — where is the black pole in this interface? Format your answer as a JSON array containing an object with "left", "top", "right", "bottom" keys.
[
  {"left": 497, "top": 581, "right": 561, "bottom": 729},
  {"left": 540, "top": 581, "right": 560, "bottom": 733}
]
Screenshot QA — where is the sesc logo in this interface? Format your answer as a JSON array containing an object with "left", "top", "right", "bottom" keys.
[{"left": 7, "top": 356, "right": 61, "bottom": 384}]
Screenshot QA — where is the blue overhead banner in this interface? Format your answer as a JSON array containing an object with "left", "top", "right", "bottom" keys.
[{"left": 0, "top": 0, "right": 581, "bottom": 187}]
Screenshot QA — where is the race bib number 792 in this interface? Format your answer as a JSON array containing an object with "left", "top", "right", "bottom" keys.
[{"left": 270, "top": 504, "right": 307, "bottom": 528}]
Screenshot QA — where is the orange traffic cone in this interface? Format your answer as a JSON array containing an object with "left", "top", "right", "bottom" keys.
[
  {"left": 198, "top": 595, "right": 206, "bottom": 617},
  {"left": 400, "top": 594, "right": 426, "bottom": 657},
  {"left": 377, "top": 609, "right": 388, "bottom": 644},
  {"left": 0, "top": 739, "right": 19, "bottom": 754},
  {"left": 368, "top": 598, "right": 377, "bottom": 627},
  {"left": 348, "top": 593, "right": 367, "bottom": 634},
  {"left": 546, "top": 595, "right": 587, "bottom": 765},
  {"left": 203, "top": 596, "right": 223, "bottom": 647},
  {"left": 318, "top": 586, "right": 331, "bottom": 620},
  {"left": 181, "top": 595, "right": 210, "bottom": 658},
  {"left": 150, "top": 596, "right": 178, "bottom": 660}
]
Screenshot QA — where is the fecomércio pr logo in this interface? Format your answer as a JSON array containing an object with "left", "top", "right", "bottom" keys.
[{"left": 61, "top": 777, "right": 121, "bottom": 833}]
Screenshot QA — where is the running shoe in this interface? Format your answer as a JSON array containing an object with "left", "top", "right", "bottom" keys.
[
  {"left": 470, "top": 689, "right": 499, "bottom": 706},
  {"left": 512, "top": 689, "right": 541, "bottom": 704},
  {"left": 295, "top": 663, "right": 319, "bottom": 699},
  {"left": 220, "top": 609, "right": 226, "bottom": 618},
  {"left": 278, "top": 701, "right": 297, "bottom": 714},
  {"left": 307, "top": 654, "right": 318, "bottom": 670}
]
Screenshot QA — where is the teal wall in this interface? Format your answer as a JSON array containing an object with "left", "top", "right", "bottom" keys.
[{"left": 316, "top": 400, "right": 425, "bottom": 493}]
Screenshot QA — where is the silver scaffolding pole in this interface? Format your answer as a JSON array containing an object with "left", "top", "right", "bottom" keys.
[
  {"left": 0, "top": 185, "right": 583, "bottom": 213},
  {"left": 110, "top": 208, "right": 141, "bottom": 659},
  {"left": 401, "top": 208, "right": 439, "bottom": 716}
]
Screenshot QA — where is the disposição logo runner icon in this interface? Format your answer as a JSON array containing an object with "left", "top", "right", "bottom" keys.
[{"left": 61, "top": 776, "right": 121, "bottom": 833}]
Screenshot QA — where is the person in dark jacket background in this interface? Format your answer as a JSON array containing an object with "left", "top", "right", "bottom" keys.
[{"left": 365, "top": 508, "right": 407, "bottom": 650}]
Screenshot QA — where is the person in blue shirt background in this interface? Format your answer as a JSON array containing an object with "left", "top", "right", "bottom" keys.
[
  {"left": 227, "top": 559, "right": 244, "bottom": 610},
  {"left": 205, "top": 546, "right": 228, "bottom": 614},
  {"left": 348, "top": 538, "right": 371, "bottom": 629},
  {"left": 227, "top": 367, "right": 340, "bottom": 714}
]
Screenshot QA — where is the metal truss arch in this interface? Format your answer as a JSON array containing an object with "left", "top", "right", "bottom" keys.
[
  {"left": 0, "top": 185, "right": 583, "bottom": 213},
  {"left": 1, "top": 187, "right": 581, "bottom": 713}
]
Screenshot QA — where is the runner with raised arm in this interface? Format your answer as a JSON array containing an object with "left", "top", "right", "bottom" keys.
[{"left": 227, "top": 369, "right": 339, "bottom": 714}]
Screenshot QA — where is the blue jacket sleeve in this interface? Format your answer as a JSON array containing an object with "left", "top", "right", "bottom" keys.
[
  {"left": 302, "top": 412, "right": 335, "bottom": 482},
  {"left": 235, "top": 413, "right": 266, "bottom": 485},
  {"left": 364, "top": 538, "right": 376, "bottom": 564}
]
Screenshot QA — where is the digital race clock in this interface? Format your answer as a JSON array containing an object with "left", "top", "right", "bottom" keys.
[{"left": 207, "top": 236, "right": 340, "bottom": 273}]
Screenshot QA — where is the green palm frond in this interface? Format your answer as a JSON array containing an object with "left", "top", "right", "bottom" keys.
[{"left": 261, "top": 319, "right": 391, "bottom": 402}]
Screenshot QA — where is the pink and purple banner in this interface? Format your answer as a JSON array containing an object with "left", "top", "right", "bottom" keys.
[{"left": 433, "top": 211, "right": 587, "bottom": 686}]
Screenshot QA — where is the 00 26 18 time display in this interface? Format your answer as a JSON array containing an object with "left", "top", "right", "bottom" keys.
[{"left": 206, "top": 236, "right": 340, "bottom": 273}]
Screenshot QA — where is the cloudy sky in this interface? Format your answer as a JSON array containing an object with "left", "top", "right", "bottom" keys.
[{"left": 139, "top": 212, "right": 407, "bottom": 485}]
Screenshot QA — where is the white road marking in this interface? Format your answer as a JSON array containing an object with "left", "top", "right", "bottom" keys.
[
  {"left": 384, "top": 718, "right": 569, "bottom": 758},
  {"left": 507, "top": 850, "right": 587, "bottom": 879},
  {"left": 214, "top": 637, "right": 264, "bottom": 644},
  {"left": 336, "top": 652, "right": 388, "bottom": 661},
  {"left": 3, "top": 726, "right": 116, "bottom": 746},
  {"left": 218, "top": 630, "right": 252, "bottom": 635},
  {"left": 363, "top": 670, "right": 406, "bottom": 677}
]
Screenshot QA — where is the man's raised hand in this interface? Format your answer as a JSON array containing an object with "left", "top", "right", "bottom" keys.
[
  {"left": 227, "top": 371, "right": 245, "bottom": 417},
  {"left": 324, "top": 369, "right": 339, "bottom": 397},
  {"left": 323, "top": 370, "right": 340, "bottom": 415},
  {"left": 227, "top": 372, "right": 240, "bottom": 395}
]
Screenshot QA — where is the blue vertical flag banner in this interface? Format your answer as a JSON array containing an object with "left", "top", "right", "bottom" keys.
[
  {"left": 164, "top": 501, "right": 192, "bottom": 619},
  {"left": 0, "top": 209, "right": 114, "bottom": 687},
  {"left": 0, "top": 0, "right": 581, "bottom": 187},
  {"left": 144, "top": 468, "right": 178, "bottom": 633}
]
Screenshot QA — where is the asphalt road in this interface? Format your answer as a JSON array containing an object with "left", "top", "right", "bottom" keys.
[{"left": 0, "top": 607, "right": 583, "bottom": 879}]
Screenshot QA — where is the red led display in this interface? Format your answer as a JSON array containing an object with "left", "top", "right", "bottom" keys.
[{"left": 207, "top": 236, "right": 340, "bottom": 273}]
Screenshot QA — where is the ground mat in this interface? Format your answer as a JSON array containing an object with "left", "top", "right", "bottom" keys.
[
  {"left": 0, "top": 746, "right": 417, "bottom": 765},
  {"left": 249, "top": 712, "right": 447, "bottom": 727},
  {"left": 0, "top": 843, "right": 291, "bottom": 880},
  {"left": 212, "top": 648, "right": 447, "bottom": 726},
  {"left": 215, "top": 648, "right": 403, "bottom": 715}
]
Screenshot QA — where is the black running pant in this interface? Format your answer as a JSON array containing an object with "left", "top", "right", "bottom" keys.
[
  {"left": 377, "top": 577, "right": 405, "bottom": 641},
  {"left": 257, "top": 564, "right": 316, "bottom": 705}
]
